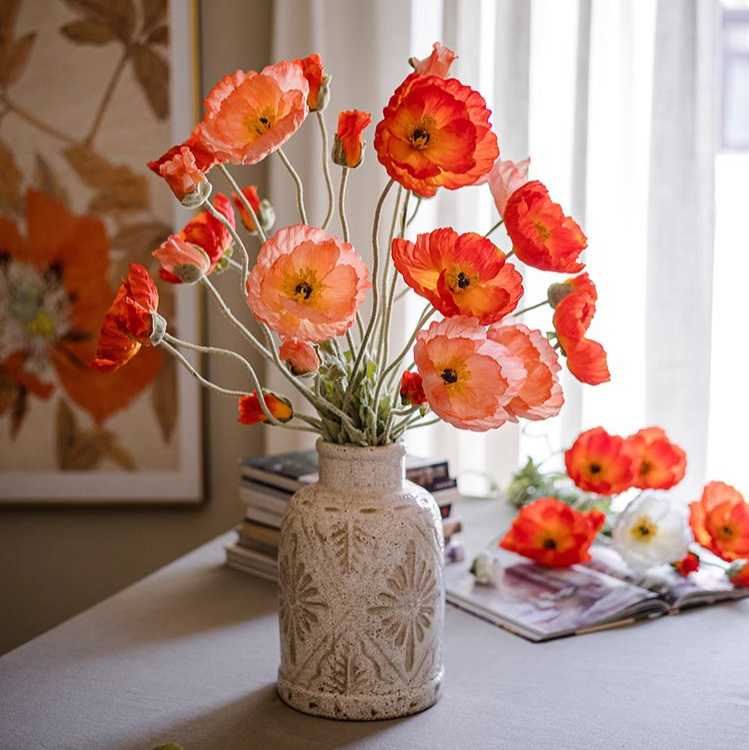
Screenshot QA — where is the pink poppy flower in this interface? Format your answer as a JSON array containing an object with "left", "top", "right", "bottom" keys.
[
  {"left": 410, "top": 42, "right": 458, "bottom": 78},
  {"left": 246, "top": 224, "right": 370, "bottom": 343},
  {"left": 157, "top": 145, "right": 208, "bottom": 201},
  {"left": 487, "top": 322, "right": 564, "bottom": 421},
  {"left": 280, "top": 338, "right": 320, "bottom": 375},
  {"left": 197, "top": 61, "right": 309, "bottom": 165},
  {"left": 479, "top": 156, "right": 531, "bottom": 218},
  {"left": 152, "top": 236, "right": 210, "bottom": 283},
  {"left": 413, "top": 316, "right": 526, "bottom": 431}
]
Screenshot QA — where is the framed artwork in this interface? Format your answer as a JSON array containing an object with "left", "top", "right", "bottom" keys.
[{"left": 0, "top": 0, "right": 204, "bottom": 504}]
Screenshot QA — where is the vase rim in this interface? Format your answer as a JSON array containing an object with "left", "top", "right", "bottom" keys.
[{"left": 316, "top": 438, "right": 406, "bottom": 461}]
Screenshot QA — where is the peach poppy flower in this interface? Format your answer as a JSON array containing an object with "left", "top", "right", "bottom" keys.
[
  {"left": 238, "top": 391, "right": 293, "bottom": 424},
  {"left": 293, "top": 53, "right": 327, "bottom": 111},
  {"left": 504, "top": 180, "right": 586, "bottom": 272},
  {"left": 410, "top": 42, "right": 458, "bottom": 78},
  {"left": 374, "top": 73, "right": 499, "bottom": 197},
  {"left": 413, "top": 316, "right": 526, "bottom": 431},
  {"left": 689, "top": 482, "right": 749, "bottom": 562},
  {"left": 156, "top": 194, "right": 235, "bottom": 284},
  {"left": 333, "top": 110, "right": 372, "bottom": 168},
  {"left": 156, "top": 146, "right": 207, "bottom": 202},
  {"left": 152, "top": 236, "right": 210, "bottom": 284},
  {"left": 564, "top": 426, "right": 639, "bottom": 495},
  {"left": 280, "top": 338, "right": 320, "bottom": 375},
  {"left": 626, "top": 426, "right": 687, "bottom": 491},
  {"left": 392, "top": 228, "right": 523, "bottom": 324},
  {"left": 500, "top": 497, "right": 605, "bottom": 567},
  {"left": 480, "top": 156, "right": 531, "bottom": 218},
  {"left": 553, "top": 289, "right": 610, "bottom": 386},
  {"left": 400, "top": 371, "right": 427, "bottom": 406},
  {"left": 487, "top": 322, "right": 564, "bottom": 421},
  {"left": 197, "top": 61, "right": 309, "bottom": 165},
  {"left": 148, "top": 126, "right": 219, "bottom": 177},
  {"left": 246, "top": 224, "right": 370, "bottom": 343},
  {"left": 91, "top": 264, "right": 161, "bottom": 373}
]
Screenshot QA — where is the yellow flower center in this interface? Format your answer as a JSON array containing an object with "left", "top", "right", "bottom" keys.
[
  {"left": 408, "top": 116, "right": 436, "bottom": 151},
  {"left": 631, "top": 515, "right": 658, "bottom": 542},
  {"left": 283, "top": 269, "right": 322, "bottom": 305},
  {"left": 446, "top": 266, "right": 477, "bottom": 294},
  {"left": 245, "top": 106, "right": 277, "bottom": 136},
  {"left": 437, "top": 358, "right": 469, "bottom": 392},
  {"left": 534, "top": 221, "right": 550, "bottom": 242}
]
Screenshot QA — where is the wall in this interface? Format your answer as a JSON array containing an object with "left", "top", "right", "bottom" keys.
[{"left": 0, "top": 0, "right": 274, "bottom": 656}]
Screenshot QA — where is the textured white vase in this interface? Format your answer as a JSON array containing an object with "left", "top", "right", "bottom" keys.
[{"left": 276, "top": 440, "right": 445, "bottom": 720}]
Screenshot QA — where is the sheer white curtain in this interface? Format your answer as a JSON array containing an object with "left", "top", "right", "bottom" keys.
[{"left": 265, "top": 0, "right": 718, "bottom": 499}]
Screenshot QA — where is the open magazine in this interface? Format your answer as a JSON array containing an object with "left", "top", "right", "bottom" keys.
[{"left": 446, "top": 543, "right": 748, "bottom": 642}]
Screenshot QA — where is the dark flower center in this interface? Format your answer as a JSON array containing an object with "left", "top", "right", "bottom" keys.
[
  {"left": 295, "top": 281, "right": 313, "bottom": 300},
  {"left": 721, "top": 524, "right": 734, "bottom": 538},
  {"left": 543, "top": 538, "right": 557, "bottom": 549},
  {"left": 410, "top": 127, "right": 431, "bottom": 150},
  {"left": 589, "top": 463, "right": 602, "bottom": 474},
  {"left": 640, "top": 460, "right": 652, "bottom": 475},
  {"left": 456, "top": 271, "right": 471, "bottom": 289},
  {"left": 441, "top": 368, "right": 458, "bottom": 384}
]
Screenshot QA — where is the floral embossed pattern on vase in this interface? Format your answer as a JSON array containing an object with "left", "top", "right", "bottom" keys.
[{"left": 276, "top": 440, "right": 445, "bottom": 720}]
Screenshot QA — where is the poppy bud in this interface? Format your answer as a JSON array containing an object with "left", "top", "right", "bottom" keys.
[{"left": 332, "top": 110, "right": 372, "bottom": 168}]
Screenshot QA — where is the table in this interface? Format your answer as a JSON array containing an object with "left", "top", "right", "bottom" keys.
[{"left": 1, "top": 498, "right": 747, "bottom": 750}]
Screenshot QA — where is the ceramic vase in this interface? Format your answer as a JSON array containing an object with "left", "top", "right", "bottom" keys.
[{"left": 276, "top": 439, "right": 445, "bottom": 720}]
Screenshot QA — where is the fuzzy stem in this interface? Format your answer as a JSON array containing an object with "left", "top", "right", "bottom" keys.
[
  {"left": 203, "top": 199, "right": 250, "bottom": 296},
  {"left": 317, "top": 112, "right": 335, "bottom": 230},
  {"left": 277, "top": 148, "right": 308, "bottom": 224},
  {"left": 218, "top": 163, "right": 268, "bottom": 244},
  {"left": 338, "top": 166, "right": 350, "bottom": 242}
]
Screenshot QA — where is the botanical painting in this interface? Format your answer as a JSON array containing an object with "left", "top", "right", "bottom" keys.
[{"left": 0, "top": 0, "right": 201, "bottom": 502}]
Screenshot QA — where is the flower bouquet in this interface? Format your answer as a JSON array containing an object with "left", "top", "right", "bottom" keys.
[
  {"left": 494, "top": 425, "right": 749, "bottom": 588},
  {"left": 90, "top": 42, "right": 609, "bottom": 719}
]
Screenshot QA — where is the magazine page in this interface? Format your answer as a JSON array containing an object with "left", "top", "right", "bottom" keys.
[
  {"left": 587, "top": 544, "right": 747, "bottom": 608},
  {"left": 446, "top": 549, "right": 666, "bottom": 642}
]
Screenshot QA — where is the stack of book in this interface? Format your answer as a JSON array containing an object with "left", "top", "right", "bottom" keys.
[{"left": 225, "top": 450, "right": 464, "bottom": 580}]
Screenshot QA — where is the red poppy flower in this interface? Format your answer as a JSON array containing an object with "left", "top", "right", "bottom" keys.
[
  {"left": 237, "top": 391, "right": 293, "bottom": 424},
  {"left": 155, "top": 193, "right": 235, "bottom": 284},
  {"left": 728, "top": 561, "right": 749, "bottom": 588},
  {"left": 91, "top": 264, "right": 161, "bottom": 373},
  {"left": 232, "top": 185, "right": 261, "bottom": 231},
  {"left": 148, "top": 127, "right": 219, "bottom": 178},
  {"left": 500, "top": 497, "right": 605, "bottom": 567},
  {"left": 392, "top": 228, "right": 522, "bottom": 324},
  {"left": 565, "top": 426, "right": 639, "bottom": 495},
  {"left": 0, "top": 190, "right": 161, "bottom": 427},
  {"left": 689, "top": 482, "right": 749, "bottom": 562},
  {"left": 626, "top": 427, "right": 687, "bottom": 491},
  {"left": 553, "top": 289, "right": 610, "bottom": 386},
  {"left": 672, "top": 551, "right": 700, "bottom": 577},
  {"left": 293, "top": 53, "right": 326, "bottom": 111},
  {"left": 400, "top": 370, "right": 427, "bottom": 406},
  {"left": 374, "top": 73, "right": 499, "bottom": 197},
  {"left": 504, "top": 180, "right": 586, "bottom": 273},
  {"left": 333, "top": 110, "right": 372, "bottom": 168}
]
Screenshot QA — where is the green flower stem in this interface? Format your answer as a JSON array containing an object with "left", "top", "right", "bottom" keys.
[
  {"left": 343, "top": 178, "right": 395, "bottom": 410},
  {"left": 484, "top": 218, "right": 504, "bottom": 237},
  {"left": 346, "top": 330, "right": 358, "bottom": 362},
  {"left": 512, "top": 299, "right": 549, "bottom": 317},
  {"left": 380, "top": 303, "right": 435, "bottom": 386},
  {"left": 404, "top": 415, "right": 441, "bottom": 431},
  {"left": 505, "top": 249, "right": 515, "bottom": 259},
  {"left": 160, "top": 340, "right": 247, "bottom": 399},
  {"left": 218, "top": 163, "right": 268, "bottom": 244},
  {"left": 277, "top": 148, "right": 308, "bottom": 224},
  {"left": 338, "top": 166, "right": 350, "bottom": 242},
  {"left": 317, "top": 112, "right": 335, "bottom": 230}
]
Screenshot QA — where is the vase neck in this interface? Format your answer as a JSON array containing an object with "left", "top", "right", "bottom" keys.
[{"left": 316, "top": 441, "right": 406, "bottom": 492}]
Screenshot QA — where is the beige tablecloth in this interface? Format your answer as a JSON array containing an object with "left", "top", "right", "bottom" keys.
[{"left": 1, "top": 499, "right": 747, "bottom": 749}]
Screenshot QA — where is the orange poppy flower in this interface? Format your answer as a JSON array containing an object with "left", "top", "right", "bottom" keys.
[
  {"left": 230, "top": 185, "right": 273, "bottom": 236},
  {"left": 553, "top": 289, "right": 610, "bottom": 386},
  {"left": 626, "top": 427, "right": 687, "bottom": 491},
  {"left": 487, "top": 322, "right": 564, "bottom": 421},
  {"left": 504, "top": 180, "right": 586, "bottom": 272},
  {"left": 565, "top": 426, "right": 639, "bottom": 495},
  {"left": 197, "top": 61, "right": 309, "bottom": 165},
  {"left": 279, "top": 338, "right": 320, "bottom": 375},
  {"left": 246, "top": 224, "right": 370, "bottom": 343},
  {"left": 293, "top": 53, "right": 327, "bottom": 111},
  {"left": 480, "top": 156, "right": 530, "bottom": 218},
  {"left": 672, "top": 551, "right": 700, "bottom": 577},
  {"left": 238, "top": 391, "right": 293, "bottom": 424},
  {"left": 728, "top": 561, "right": 749, "bottom": 588},
  {"left": 413, "top": 316, "right": 526, "bottom": 431},
  {"left": 91, "top": 264, "right": 162, "bottom": 373},
  {"left": 374, "top": 73, "right": 499, "bottom": 197},
  {"left": 148, "top": 126, "right": 219, "bottom": 177},
  {"left": 548, "top": 271, "right": 598, "bottom": 308},
  {"left": 410, "top": 42, "right": 458, "bottom": 78},
  {"left": 154, "top": 145, "right": 208, "bottom": 202},
  {"left": 333, "top": 110, "right": 372, "bottom": 168},
  {"left": 400, "top": 370, "right": 427, "bottom": 406},
  {"left": 0, "top": 190, "right": 161, "bottom": 426},
  {"left": 392, "top": 229, "right": 523, "bottom": 324},
  {"left": 500, "top": 497, "right": 605, "bottom": 567},
  {"left": 155, "top": 194, "right": 235, "bottom": 284},
  {"left": 689, "top": 482, "right": 749, "bottom": 562}
]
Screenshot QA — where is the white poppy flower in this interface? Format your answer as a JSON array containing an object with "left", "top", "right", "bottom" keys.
[{"left": 612, "top": 494, "right": 690, "bottom": 572}]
